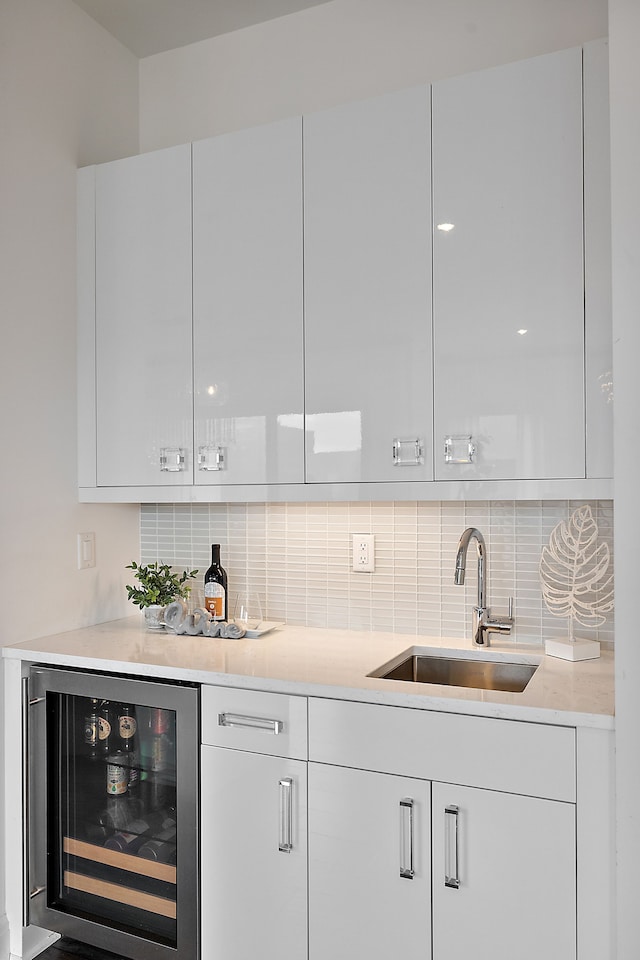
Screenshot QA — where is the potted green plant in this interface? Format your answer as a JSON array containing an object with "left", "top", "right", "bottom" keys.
[{"left": 126, "top": 561, "right": 198, "bottom": 630}]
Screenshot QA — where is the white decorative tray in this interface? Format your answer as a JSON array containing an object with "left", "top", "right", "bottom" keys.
[{"left": 243, "top": 621, "right": 285, "bottom": 639}]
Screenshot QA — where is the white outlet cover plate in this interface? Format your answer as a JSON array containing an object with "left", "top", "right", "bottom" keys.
[{"left": 352, "top": 533, "right": 375, "bottom": 572}]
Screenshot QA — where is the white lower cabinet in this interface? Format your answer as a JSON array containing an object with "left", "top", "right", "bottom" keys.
[
  {"left": 199, "top": 690, "right": 601, "bottom": 960},
  {"left": 308, "top": 763, "right": 431, "bottom": 960},
  {"left": 308, "top": 766, "right": 575, "bottom": 960},
  {"left": 431, "top": 782, "right": 576, "bottom": 960},
  {"left": 200, "top": 746, "right": 307, "bottom": 960},
  {"left": 200, "top": 686, "right": 308, "bottom": 960}
]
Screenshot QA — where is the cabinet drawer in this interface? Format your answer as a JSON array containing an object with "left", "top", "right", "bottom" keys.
[
  {"left": 309, "top": 698, "right": 575, "bottom": 802},
  {"left": 202, "top": 686, "right": 307, "bottom": 759}
]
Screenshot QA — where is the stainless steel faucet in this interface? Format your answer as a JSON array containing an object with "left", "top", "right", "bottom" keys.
[{"left": 454, "top": 527, "right": 514, "bottom": 647}]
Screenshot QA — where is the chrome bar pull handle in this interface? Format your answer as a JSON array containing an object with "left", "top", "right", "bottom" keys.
[
  {"left": 279, "top": 778, "right": 293, "bottom": 853},
  {"left": 444, "top": 805, "right": 460, "bottom": 889},
  {"left": 218, "top": 712, "right": 283, "bottom": 735},
  {"left": 22, "top": 678, "right": 30, "bottom": 925},
  {"left": 23, "top": 681, "right": 46, "bottom": 924},
  {"left": 399, "top": 797, "right": 415, "bottom": 879}
]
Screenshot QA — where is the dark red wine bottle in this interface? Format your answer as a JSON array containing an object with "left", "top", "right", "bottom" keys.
[{"left": 204, "top": 544, "right": 228, "bottom": 621}]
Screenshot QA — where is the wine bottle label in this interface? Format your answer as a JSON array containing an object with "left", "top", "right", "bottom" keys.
[
  {"left": 84, "top": 719, "right": 98, "bottom": 746},
  {"left": 98, "top": 717, "right": 111, "bottom": 741},
  {"left": 204, "top": 583, "right": 225, "bottom": 620},
  {"left": 119, "top": 716, "right": 137, "bottom": 739},
  {"left": 106, "top": 757, "right": 128, "bottom": 795}
]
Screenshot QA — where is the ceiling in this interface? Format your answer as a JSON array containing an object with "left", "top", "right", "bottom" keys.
[{"left": 71, "top": 0, "right": 334, "bottom": 58}]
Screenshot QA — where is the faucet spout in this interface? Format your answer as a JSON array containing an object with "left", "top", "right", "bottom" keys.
[
  {"left": 454, "top": 527, "right": 512, "bottom": 647},
  {"left": 454, "top": 527, "right": 486, "bottom": 609}
]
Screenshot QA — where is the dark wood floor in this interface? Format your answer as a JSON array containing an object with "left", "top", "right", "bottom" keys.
[{"left": 37, "top": 938, "right": 127, "bottom": 960}]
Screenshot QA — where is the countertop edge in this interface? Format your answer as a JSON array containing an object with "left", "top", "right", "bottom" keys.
[{"left": 2, "top": 641, "right": 614, "bottom": 731}]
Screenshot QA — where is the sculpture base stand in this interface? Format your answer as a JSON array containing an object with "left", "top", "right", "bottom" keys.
[{"left": 545, "top": 637, "right": 600, "bottom": 661}]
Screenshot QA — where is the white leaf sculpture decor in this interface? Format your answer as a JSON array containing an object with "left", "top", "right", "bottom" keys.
[{"left": 539, "top": 505, "right": 613, "bottom": 660}]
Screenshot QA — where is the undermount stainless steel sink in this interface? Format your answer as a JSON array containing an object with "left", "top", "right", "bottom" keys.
[{"left": 368, "top": 652, "right": 538, "bottom": 693}]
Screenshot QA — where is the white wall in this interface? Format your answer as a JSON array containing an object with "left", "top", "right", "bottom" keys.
[
  {"left": 0, "top": 0, "right": 141, "bottom": 641},
  {"left": 139, "top": 0, "right": 608, "bottom": 151},
  {"left": 609, "top": 1, "right": 640, "bottom": 955},
  {"left": 0, "top": 1, "right": 141, "bottom": 954}
]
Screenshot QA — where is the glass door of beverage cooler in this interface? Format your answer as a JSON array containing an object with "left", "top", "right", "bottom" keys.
[{"left": 26, "top": 667, "right": 199, "bottom": 960}]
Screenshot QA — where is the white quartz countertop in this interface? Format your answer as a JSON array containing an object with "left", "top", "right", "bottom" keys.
[{"left": 2, "top": 617, "right": 614, "bottom": 729}]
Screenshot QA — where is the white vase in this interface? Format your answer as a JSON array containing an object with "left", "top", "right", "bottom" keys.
[{"left": 143, "top": 604, "right": 165, "bottom": 630}]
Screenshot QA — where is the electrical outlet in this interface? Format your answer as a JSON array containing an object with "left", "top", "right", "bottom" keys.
[{"left": 352, "top": 533, "right": 375, "bottom": 572}]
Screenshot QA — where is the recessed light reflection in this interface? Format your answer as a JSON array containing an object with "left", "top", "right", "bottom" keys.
[
  {"left": 517, "top": 329, "right": 528, "bottom": 336},
  {"left": 437, "top": 222, "right": 455, "bottom": 232}
]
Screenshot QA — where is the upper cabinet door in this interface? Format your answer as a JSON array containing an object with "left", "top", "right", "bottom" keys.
[
  {"left": 95, "top": 145, "right": 193, "bottom": 487},
  {"left": 192, "top": 118, "right": 304, "bottom": 485},
  {"left": 304, "top": 87, "right": 433, "bottom": 483},
  {"left": 433, "top": 48, "right": 585, "bottom": 481}
]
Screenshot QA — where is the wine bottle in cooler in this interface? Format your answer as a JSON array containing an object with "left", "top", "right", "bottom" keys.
[
  {"left": 83, "top": 698, "right": 100, "bottom": 759},
  {"left": 149, "top": 707, "right": 171, "bottom": 775},
  {"left": 104, "top": 809, "right": 175, "bottom": 854},
  {"left": 98, "top": 700, "right": 115, "bottom": 756},
  {"left": 204, "top": 543, "right": 228, "bottom": 621},
  {"left": 118, "top": 703, "right": 139, "bottom": 791},
  {"left": 138, "top": 823, "right": 178, "bottom": 863}
]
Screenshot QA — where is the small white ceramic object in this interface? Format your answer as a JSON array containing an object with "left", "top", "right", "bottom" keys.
[
  {"left": 545, "top": 637, "right": 601, "bottom": 661},
  {"left": 143, "top": 605, "right": 165, "bottom": 630}
]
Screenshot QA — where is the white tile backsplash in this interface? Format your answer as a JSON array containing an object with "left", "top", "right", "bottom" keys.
[{"left": 140, "top": 500, "right": 614, "bottom": 645}]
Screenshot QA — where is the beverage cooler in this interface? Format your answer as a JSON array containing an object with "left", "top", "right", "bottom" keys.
[{"left": 24, "top": 666, "right": 199, "bottom": 960}]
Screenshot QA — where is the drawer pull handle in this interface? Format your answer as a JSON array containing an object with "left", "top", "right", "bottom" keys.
[
  {"left": 279, "top": 778, "right": 293, "bottom": 853},
  {"left": 444, "top": 804, "right": 460, "bottom": 889},
  {"left": 217, "top": 712, "right": 283, "bottom": 735},
  {"left": 399, "top": 797, "right": 415, "bottom": 880}
]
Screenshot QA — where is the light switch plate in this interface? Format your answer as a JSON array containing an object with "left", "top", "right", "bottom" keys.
[{"left": 77, "top": 532, "right": 96, "bottom": 569}]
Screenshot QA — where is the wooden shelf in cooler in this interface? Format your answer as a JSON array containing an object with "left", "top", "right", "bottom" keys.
[{"left": 64, "top": 837, "right": 176, "bottom": 884}]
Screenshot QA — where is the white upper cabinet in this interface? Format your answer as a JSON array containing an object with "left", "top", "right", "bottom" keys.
[
  {"left": 192, "top": 118, "right": 304, "bottom": 485},
  {"left": 583, "top": 39, "right": 613, "bottom": 478},
  {"left": 432, "top": 48, "right": 586, "bottom": 481},
  {"left": 94, "top": 145, "right": 193, "bottom": 487},
  {"left": 78, "top": 42, "right": 612, "bottom": 502},
  {"left": 304, "top": 86, "right": 433, "bottom": 483}
]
